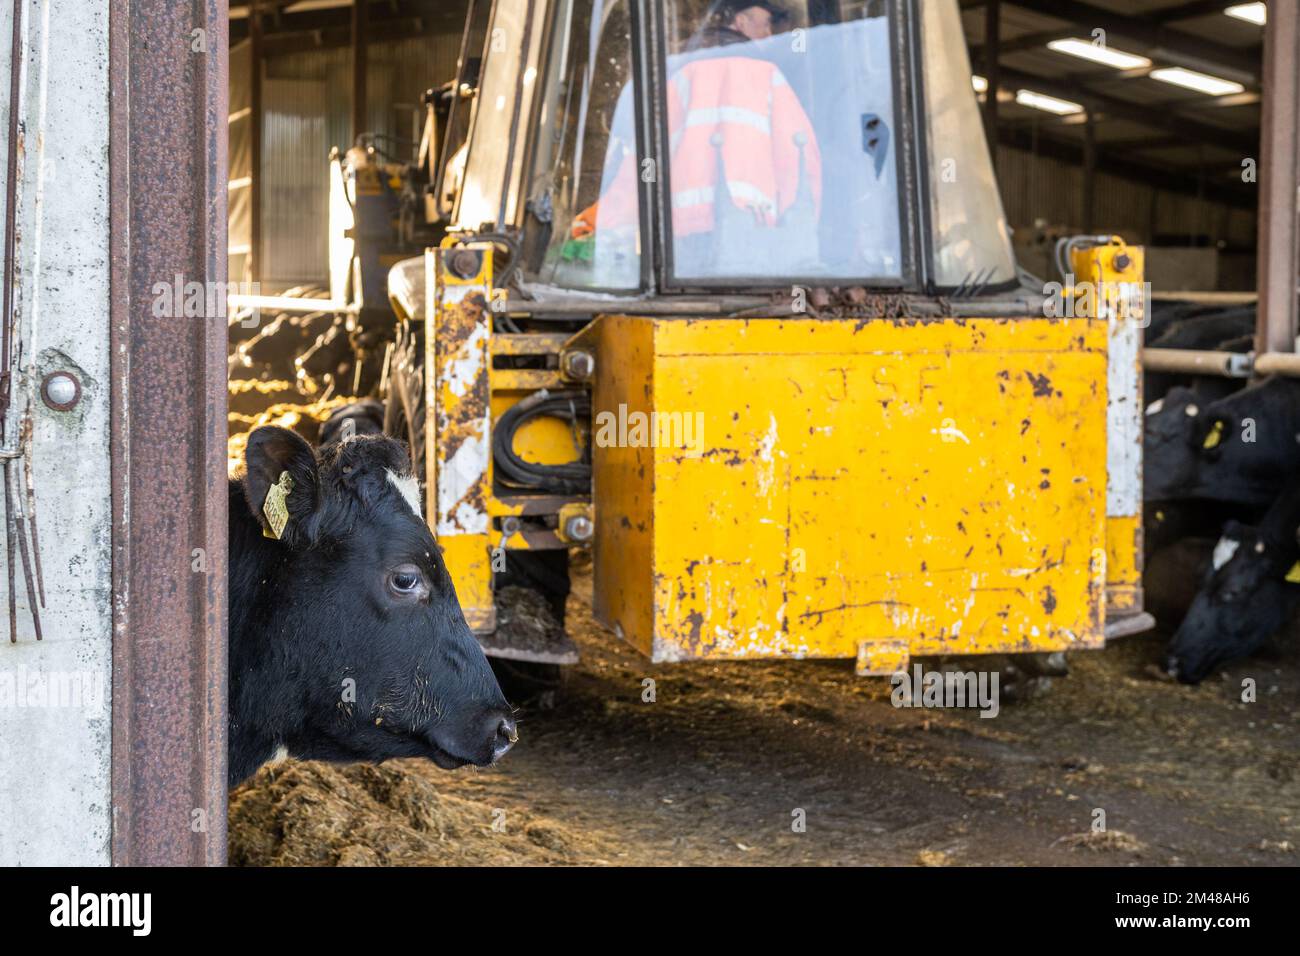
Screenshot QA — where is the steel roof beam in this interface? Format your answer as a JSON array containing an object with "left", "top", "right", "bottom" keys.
[
  {"left": 990, "top": 0, "right": 1259, "bottom": 86},
  {"left": 996, "top": 65, "right": 1258, "bottom": 157}
]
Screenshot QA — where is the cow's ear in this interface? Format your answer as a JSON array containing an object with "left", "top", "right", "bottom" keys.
[{"left": 243, "top": 426, "right": 320, "bottom": 546}]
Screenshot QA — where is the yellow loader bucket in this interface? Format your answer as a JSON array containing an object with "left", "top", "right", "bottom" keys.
[{"left": 573, "top": 314, "right": 1110, "bottom": 673}]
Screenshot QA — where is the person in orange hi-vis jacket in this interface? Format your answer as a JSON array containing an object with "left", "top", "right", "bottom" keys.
[{"left": 572, "top": 1, "right": 822, "bottom": 267}]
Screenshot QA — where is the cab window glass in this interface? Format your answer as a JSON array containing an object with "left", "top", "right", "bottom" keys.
[
  {"left": 921, "top": 0, "right": 1017, "bottom": 288},
  {"left": 457, "top": 2, "right": 531, "bottom": 232},
  {"left": 657, "top": 0, "right": 902, "bottom": 284},
  {"left": 525, "top": 0, "right": 641, "bottom": 290}
]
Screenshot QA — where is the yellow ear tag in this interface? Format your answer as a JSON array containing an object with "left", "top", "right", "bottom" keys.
[
  {"left": 262, "top": 471, "right": 294, "bottom": 540},
  {"left": 1202, "top": 420, "right": 1225, "bottom": 450},
  {"left": 1285, "top": 561, "right": 1300, "bottom": 584}
]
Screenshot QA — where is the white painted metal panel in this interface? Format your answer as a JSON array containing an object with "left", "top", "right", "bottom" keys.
[
  {"left": 1107, "top": 281, "right": 1144, "bottom": 518},
  {"left": 0, "top": 0, "right": 113, "bottom": 866}
]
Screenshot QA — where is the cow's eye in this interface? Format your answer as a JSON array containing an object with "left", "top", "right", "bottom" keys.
[{"left": 386, "top": 564, "right": 429, "bottom": 601}]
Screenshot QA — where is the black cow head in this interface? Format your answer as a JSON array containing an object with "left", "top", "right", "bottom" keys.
[
  {"left": 1165, "top": 520, "right": 1300, "bottom": 684},
  {"left": 230, "top": 426, "right": 515, "bottom": 784},
  {"left": 1143, "top": 386, "right": 1203, "bottom": 501},
  {"left": 1145, "top": 378, "right": 1300, "bottom": 507}
]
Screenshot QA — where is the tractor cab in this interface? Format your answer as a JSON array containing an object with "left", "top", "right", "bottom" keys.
[{"left": 442, "top": 0, "right": 1017, "bottom": 299}]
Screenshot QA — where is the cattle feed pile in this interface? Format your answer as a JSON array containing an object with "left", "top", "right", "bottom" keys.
[
  {"left": 1143, "top": 299, "right": 1300, "bottom": 682},
  {"left": 228, "top": 759, "right": 618, "bottom": 866}
]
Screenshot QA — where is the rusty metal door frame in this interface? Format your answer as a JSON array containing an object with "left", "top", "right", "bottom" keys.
[{"left": 109, "top": 0, "right": 229, "bottom": 866}]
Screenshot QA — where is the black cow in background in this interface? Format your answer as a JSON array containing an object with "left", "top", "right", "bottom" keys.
[
  {"left": 1143, "top": 307, "right": 1255, "bottom": 403},
  {"left": 1142, "top": 383, "right": 1263, "bottom": 558},
  {"left": 1145, "top": 376, "right": 1300, "bottom": 507},
  {"left": 1142, "top": 302, "right": 1300, "bottom": 682},
  {"left": 1165, "top": 483, "right": 1300, "bottom": 684},
  {"left": 319, "top": 398, "right": 386, "bottom": 448},
  {"left": 228, "top": 425, "right": 517, "bottom": 786},
  {"left": 1144, "top": 300, "right": 1255, "bottom": 344}
]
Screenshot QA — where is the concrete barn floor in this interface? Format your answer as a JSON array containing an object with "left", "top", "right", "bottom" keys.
[{"left": 229, "top": 564, "right": 1300, "bottom": 867}]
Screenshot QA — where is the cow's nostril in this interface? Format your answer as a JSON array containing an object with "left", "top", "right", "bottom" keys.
[
  {"left": 499, "top": 716, "right": 519, "bottom": 743},
  {"left": 493, "top": 716, "right": 519, "bottom": 759}
]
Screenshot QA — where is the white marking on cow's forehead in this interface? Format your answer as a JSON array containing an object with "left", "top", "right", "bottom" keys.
[
  {"left": 386, "top": 469, "right": 422, "bottom": 517},
  {"left": 1212, "top": 536, "right": 1240, "bottom": 571}
]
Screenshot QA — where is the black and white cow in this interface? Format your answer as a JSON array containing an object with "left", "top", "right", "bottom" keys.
[
  {"left": 228, "top": 425, "right": 516, "bottom": 786},
  {"left": 1165, "top": 483, "right": 1300, "bottom": 683},
  {"left": 1142, "top": 382, "right": 1264, "bottom": 560},
  {"left": 1144, "top": 376, "right": 1300, "bottom": 507}
]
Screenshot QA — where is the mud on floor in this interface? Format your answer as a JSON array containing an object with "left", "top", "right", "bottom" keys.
[{"left": 230, "top": 567, "right": 1300, "bottom": 867}]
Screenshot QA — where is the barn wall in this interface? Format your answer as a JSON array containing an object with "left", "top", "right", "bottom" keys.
[
  {"left": 996, "top": 143, "right": 1257, "bottom": 246},
  {"left": 258, "top": 32, "right": 462, "bottom": 288},
  {"left": 995, "top": 143, "right": 1257, "bottom": 290},
  {"left": 0, "top": 0, "right": 114, "bottom": 865}
]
